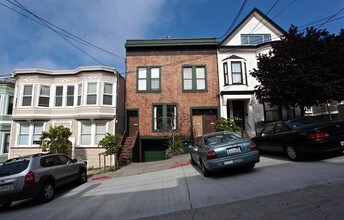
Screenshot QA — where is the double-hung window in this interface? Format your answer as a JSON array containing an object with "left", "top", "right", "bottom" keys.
[
  {"left": 77, "top": 84, "right": 82, "bottom": 106},
  {"left": 66, "top": 85, "right": 75, "bottom": 106},
  {"left": 22, "top": 85, "right": 33, "bottom": 106},
  {"left": 103, "top": 83, "right": 113, "bottom": 105},
  {"left": 223, "top": 62, "right": 229, "bottom": 85},
  {"left": 39, "top": 85, "right": 50, "bottom": 107},
  {"left": 55, "top": 86, "right": 63, "bottom": 107},
  {"left": 137, "top": 67, "right": 161, "bottom": 92},
  {"left": 80, "top": 122, "right": 107, "bottom": 146},
  {"left": 182, "top": 66, "right": 207, "bottom": 91},
  {"left": 18, "top": 123, "right": 43, "bottom": 145},
  {"left": 231, "top": 62, "right": 243, "bottom": 84},
  {"left": 153, "top": 104, "right": 177, "bottom": 131},
  {"left": 7, "top": 96, "right": 13, "bottom": 115},
  {"left": 86, "top": 82, "right": 97, "bottom": 105}
]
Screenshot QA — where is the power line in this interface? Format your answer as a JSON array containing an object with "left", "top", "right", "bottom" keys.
[
  {"left": 218, "top": 0, "right": 248, "bottom": 40},
  {"left": 2, "top": 0, "right": 125, "bottom": 63},
  {"left": 317, "top": 7, "right": 344, "bottom": 29}
]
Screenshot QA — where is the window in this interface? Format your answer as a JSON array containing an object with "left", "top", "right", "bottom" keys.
[
  {"left": 153, "top": 104, "right": 177, "bottom": 131},
  {"left": 182, "top": 66, "right": 207, "bottom": 91},
  {"left": 80, "top": 122, "right": 107, "bottom": 146},
  {"left": 103, "top": 83, "right": 113, "bottom": 105},
  {"left": 137, "top": 67, "right": 161, "bottom": 92},
  {"left": 264, "top": 103, "right": 281, "bottom": 122},
  {"left": 81, "top": 123, "right": 92, "bottom": 145},
  {"left": 55, "top": 86, "right": 63, "bottom": 107},
  {"left": 39, "top": 85, "right": 50, "bottom": 107},
  {"left": 95, "top": 123, "right": 106, "bottom": 145},
  {"left": 66, "top": 85, "right": 75, "bottom": 106},
  {"left": 7, "top": 96, "right": 13, "bottom": 115},
  {"left": 22, "top": 85, "right": 33, "bottom": 106},
  {"left": 77, "top": 84, "right": 82, "bottom": 106},
  {"left": 18, "top": 123, "right": 43, "bottom": 146},
  {"left": 86, "top": 82, "right": 97, "bottom": 105},
  {"left": 231, "top": 62, "right": 243, "bottom": 84},
  {"left": 241, "top": 34, "right": 271, "bottom": 45},
  {"left": 3, "top": 133, "right": 10, "bottom": 153},
  {"left": 32, "top": 124, "right": 43, "bottom": 145},
  {"left": 223, "top": 62, "right": 229, "bottom": 85}
]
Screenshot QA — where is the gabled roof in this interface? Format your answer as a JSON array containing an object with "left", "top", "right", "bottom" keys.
[{"left": 220, "top": 8, "right": 287, "bottom": 46}]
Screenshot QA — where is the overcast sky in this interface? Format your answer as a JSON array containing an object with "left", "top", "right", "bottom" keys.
[{"left": 0, "top": 0, "right": 343, "bottom": 75}]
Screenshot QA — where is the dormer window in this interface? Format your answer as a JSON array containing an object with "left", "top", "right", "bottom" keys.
[
  {"left": 241, "top": 34, "right": 271, "bottom": 45},
  {"left": 223, "top": 55, "right": 247, "bottom": 85}
]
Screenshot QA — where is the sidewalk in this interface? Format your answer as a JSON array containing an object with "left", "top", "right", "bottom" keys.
[{"left": 88, "top": 153, "right": 191, "bottom": 181}]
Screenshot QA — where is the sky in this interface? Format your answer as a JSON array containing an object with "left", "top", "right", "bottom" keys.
[{"left": 0, "top": 0, "right": 343, "bottom": 76}]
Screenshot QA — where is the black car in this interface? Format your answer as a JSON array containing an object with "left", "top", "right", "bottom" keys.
[{"left": 252, "top": 117, "right": 344, "bottom": 161}]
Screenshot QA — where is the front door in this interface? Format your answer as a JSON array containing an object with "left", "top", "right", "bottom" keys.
[
  {"left": 127, "top": 110, "right": 139, "bottom": 136},
  {"left": 192, "top": 109, "right": 217, "bottom": 137},
  {"left": 232, "top": 101, "right": 245, "bottom": 130}
]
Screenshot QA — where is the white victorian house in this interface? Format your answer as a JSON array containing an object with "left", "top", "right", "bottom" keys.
[{"left": 217, "top": 8, "right": 298, "bottom": 137}]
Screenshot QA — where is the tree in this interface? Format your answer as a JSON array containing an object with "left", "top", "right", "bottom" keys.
[
  {"left": 98, "top": 133, "right": 122, "bottom": 155},
  {"left": 250, "top": 26, "right": 344, "bottom": 113},
  {"left": 214, "top": 117, "right": 241, "bottom": 132},
  {"left": 39, "top": 125, "right": 72, "bottom": 153}
]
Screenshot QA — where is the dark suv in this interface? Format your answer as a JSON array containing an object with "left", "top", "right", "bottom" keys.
[{"left": 0, "top": 153, "right": 87, "bottom": 209}]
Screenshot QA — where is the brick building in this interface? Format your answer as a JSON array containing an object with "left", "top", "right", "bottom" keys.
[{"left": 125, "top": 38, "right": 219, "bottom": 162}]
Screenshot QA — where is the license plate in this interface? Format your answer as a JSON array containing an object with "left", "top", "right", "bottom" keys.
[
  {"left": 341, "top": 141, "right": 344, "bottom": 147},
  {"left": 227, "top": 147, "right": 241, "bottom": 155},
  {"left": 224, "top": 160, "right": 234, "bottom": 165},
  {"left": 0, "top": 184, "right": 14, "bottom": 192}
]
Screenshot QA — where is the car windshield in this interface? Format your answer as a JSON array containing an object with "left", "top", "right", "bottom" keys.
[
  {"left": 0, "top": 160, "right": 29, "bottom": 177},
  {"left": 285, "top": 117, "right": 330, "bottom": 129},
  {"left": 204, "top": 133, "right": 241, "bottom": 145}
]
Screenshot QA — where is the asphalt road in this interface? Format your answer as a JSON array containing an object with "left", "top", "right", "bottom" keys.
[{"left": 1, "top": 153, "right": 344, "bottom": 219}]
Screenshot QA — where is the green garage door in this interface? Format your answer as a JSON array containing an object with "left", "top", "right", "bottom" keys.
[{"left": 144, "top": 151, "right": 165, "bottom": 162}]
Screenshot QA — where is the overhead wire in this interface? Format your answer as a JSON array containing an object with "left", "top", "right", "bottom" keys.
[{"left": 2, "top": 0, "right": 125, "bottom": 66}]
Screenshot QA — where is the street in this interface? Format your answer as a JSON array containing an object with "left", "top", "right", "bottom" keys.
[{"left": 1, "top": 153, "right": 344, "bottom": 219}]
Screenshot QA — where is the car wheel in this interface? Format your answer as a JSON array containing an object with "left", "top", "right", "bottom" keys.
[
  {"left": 244, "top": 163, "right": 255, "bottom": 170},
  {"left": 200, "top": 160, "right": 210, "bottom": 177},
  {"left": 39, "top": 181, "right": 55, "bottom": 203},
  {"left": 286, "top": 146, "right": 301, "bottom": 161},
  {"left": 79, "top": 169, "right": 87, "bottom": 184},
  {"left": 190, "top": 154, "right": 196, "bottom": 165},
  {"left": 0, "top": 202, "right": 12, "bottom": 210}
]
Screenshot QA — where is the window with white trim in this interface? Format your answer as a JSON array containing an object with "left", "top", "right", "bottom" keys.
[
  {"left": 86, "top": 82, "right": 97, "bottom": 105},
  {"left": 66, "top": 85, "right": 75, "bottom": 106},
  {"left": 22, "top": 85, "right": 33, "bottom": 106},
  {"left": 80, "top": 122, "right": 107, "bottom": 146},
  {"left": 77, "top": 84, "right": 82, "bottom": 106},
  {"left": 39, "top": 85, "right": 50, "bottom": 107},
  {"left": 103, "top": 83, "right": 113, "bottom": 105},
  {"left": 55, "top": 86, "right": 63, "bottom": 107},
  {"left": 241, "top": 34, "right": 271, "bottom": 45},
  {"left": 18, "top": 123, "right": 43, "bottom": 145},
  {"left": 223, "top": 62, "right": 229, "bottom": 85},
  {"left": 231, "top": 62, "right": 243, "bottom": 84}
]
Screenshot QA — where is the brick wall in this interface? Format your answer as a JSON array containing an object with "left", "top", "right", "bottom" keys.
[{"left": 126, "top": 49, "right": 219, "bottom": 137}]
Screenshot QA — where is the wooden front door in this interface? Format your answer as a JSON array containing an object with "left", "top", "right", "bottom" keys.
[
  {"left": 127, "top": 110, "right": 139, "bottom": 136},
  {"left": 192, "top": 109, "right": 217, "bottom": 136}
]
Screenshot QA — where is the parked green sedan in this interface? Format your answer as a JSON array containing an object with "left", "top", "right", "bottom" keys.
[{"left": 189, "top": 131, "right": 260, "bottom": 177}]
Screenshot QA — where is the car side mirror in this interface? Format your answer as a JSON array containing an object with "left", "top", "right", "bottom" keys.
[{"left": 72, "top": 159, "right": 78, "bottom": 163}]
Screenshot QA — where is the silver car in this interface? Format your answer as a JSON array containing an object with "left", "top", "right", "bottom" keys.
[
  {"left": 0, "top": 153, "right": 87, "bottom": 209},
  {"left": 189, "top": 131, "right": 260, "bottom": 176}
]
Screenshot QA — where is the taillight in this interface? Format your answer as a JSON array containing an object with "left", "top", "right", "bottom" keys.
[
  {"left": 207, "top": 149, "right": 217, "bottom": 159},
  {"left": 250, "top": 141, "right": 257, "bottom": 151},
  {"left": 308, "top": 132, "right": 329, "bottom": 140},
  {"left": 25, "top": 171, "right": 35, "bottom": 185}
]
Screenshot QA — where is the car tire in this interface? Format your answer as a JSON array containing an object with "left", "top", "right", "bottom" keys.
[
  {"left": 39, "top": 181, "right": 55, "bottom": 203},
  {"left": 244, "top": 163, "right": 255, "bottom": 170},
  {"left": 79, "top": 169, "right": 87, "bottom": 184},
  {"left": 286, "top": 146, "right": 301, "bottom": 161},
  {"left": 0, "top": 202, "right": 12, "bottom": 210},
  {"left": 200, "top": 160, "right": 210, "bottom": 177},
  {"left": 190, "top": 154, "right": 196, "bottom": 165}
]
